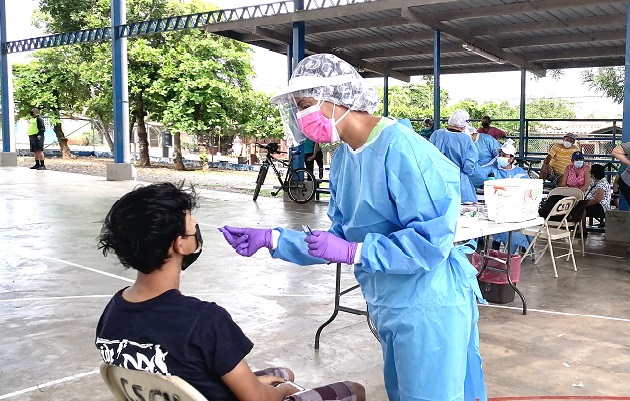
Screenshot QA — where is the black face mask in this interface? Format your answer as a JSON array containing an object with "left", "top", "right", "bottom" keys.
[
  {"left": 481, "top": 122, "right": 490, "bottom": 128},
  {"left": 182, "top": 224, "right": 203, "bottom": 271}
]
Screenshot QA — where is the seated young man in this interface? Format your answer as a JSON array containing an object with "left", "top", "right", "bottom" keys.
[{"left": 96, "top": 182, "right": 366, "bottom": 401}]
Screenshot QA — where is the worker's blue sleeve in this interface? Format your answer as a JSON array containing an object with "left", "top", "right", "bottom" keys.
[
  {"left": 269, "top": 228, "right": 327, "bottom": 265},
  {"left": 463, "top": 139, "right": 479, "bottom": 175}
]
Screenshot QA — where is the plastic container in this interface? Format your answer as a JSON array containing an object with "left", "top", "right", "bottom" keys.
[
  {"left": 472, "top": 250, "right": 521, "bottom": 284},
  {"left": 477, "top": 280, "right": 515, "bottom": 303},
  {"left": 484, "top": 178, "right": 543, "bottom": 223}
]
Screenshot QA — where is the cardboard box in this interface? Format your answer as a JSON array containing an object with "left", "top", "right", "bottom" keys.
[{"left": 484, "top": 178, "right": 543, "bottom": 223}]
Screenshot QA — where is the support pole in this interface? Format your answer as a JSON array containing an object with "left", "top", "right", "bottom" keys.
[
  {"left": 519, "top": 68, "right": 527, "bottom": 158},
  {"left": 433, "top": 29, "right": 441, "bottom": 130},
  {"left": 383, "top": 75, "right": 389, "bottom": 117},
  {"left": 619, "top": 0, "right": 630, "bottom": 211},
  {"left": 291, "top": 0, "right": 305, "bottom": 172},
  {"left": 107, "top": 0, "right": 135, "bottom": 180},
  {"left": 0, "top": 0, "right": 16, "bottom": 166}
]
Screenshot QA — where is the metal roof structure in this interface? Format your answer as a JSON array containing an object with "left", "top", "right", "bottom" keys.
[{"left": 202, "top": 0, "right": 627, "bottom": 82}]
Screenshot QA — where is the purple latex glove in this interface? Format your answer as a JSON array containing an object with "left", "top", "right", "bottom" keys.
[
  {"left": 218, "top": 226, "right": 272, "bottom": 257},
  {"left": 304, "top": 230, "right": 358, "bottom": 265}
]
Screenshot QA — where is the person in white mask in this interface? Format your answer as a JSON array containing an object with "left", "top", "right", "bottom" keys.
[
  {"left": 470, "top": 139, "right": 528, "bottom": 187},
  {"left": 540, "top": 133, "right": 580, "bottom": 184}
]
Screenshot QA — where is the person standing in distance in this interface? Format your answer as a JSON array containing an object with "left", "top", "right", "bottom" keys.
[{"left": 27, "top": 108, "right": 47, "bottom": 170}]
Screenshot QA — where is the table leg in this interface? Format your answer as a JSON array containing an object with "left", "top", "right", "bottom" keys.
[
  {"left": 314, "top": 263, "right": 379, "bottom": 349},
  {"left": 506, "top": 231, "right": 527, "bottom": 315}
]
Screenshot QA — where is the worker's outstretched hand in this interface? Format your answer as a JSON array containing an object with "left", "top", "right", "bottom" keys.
[
  {"left": 304, "top": 231, "right": 358, "bottom": 265},
  {"left": 218, "top": 226, "right": 272, "bottom": 257}
]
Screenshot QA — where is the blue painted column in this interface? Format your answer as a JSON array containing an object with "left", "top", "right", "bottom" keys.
[
  {"left": 111, "top": 0, "right": 130, "bottom": 163},
  {"left": 0, "top": 0, "right": 15, "bottom": 154},
  {"left": 519, "top": 68, "right": 526, "bottom": 157},
  {"left": 620, "top": 0, "right": 630, "bottom": 211},
  {"left": 291, "top": 0, "right": 305, "bottom": 170},
  {"left": 383, "top": 75, "right": 389, "bottom": 117},
  {"left": 433, "top": 29, "right": 441, "bottom": 130}
]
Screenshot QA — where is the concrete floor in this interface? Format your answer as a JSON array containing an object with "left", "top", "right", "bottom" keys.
[{"left": 1, "top": 166, "right": 629, "bottom": 401}]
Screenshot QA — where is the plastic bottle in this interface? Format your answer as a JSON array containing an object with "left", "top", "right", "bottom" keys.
[{"left": 487, "top": 172, "right": 496, "bottom": 180}]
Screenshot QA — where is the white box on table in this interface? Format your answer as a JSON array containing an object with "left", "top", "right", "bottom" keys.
[{"left": 483, "top": 178, "right": 543, "bottom": 223}]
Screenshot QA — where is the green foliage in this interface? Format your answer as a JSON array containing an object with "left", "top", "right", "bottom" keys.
[
  {"left": 12, "top": 48, "right": 89, "bottom": 121},
  {"left": 581, "top": 67, "right": 624, "bottom": 104}
]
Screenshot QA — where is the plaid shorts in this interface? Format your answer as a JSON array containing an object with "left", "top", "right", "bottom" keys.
[
  {"left": 254, "top": 367, "right": 357, "bottom": 401},
  {"left": 547, "top": 169, "right": 562, "bottom": 184}
]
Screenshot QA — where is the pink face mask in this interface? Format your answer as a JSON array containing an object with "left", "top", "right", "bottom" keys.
[{"left": 296, "top": 102, "right": 349, "bottom": 143}]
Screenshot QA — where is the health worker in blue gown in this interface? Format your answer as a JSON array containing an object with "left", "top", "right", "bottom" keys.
[
  {"left": 472, "top": 130, "right": 501, "bottom": 167},
  {"left": 473, "top": 140, "right": 532, "bottom": 253},
  {"left": 429, "top": 110, "right": 479, "bottom": 203},
  {"left": 218, "top": 54, "right": 487, "bottom": 401},
  {"left": 471, "top": 139, "right": 529, "bottom": 188}
]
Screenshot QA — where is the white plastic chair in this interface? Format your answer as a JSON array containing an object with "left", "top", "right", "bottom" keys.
[
  {"left": 100, "top": 363, "right": 208, "bottom": 401},
  {"left": 520, "top": 196, "right": 578, "bottom": 278},
  {"left": 545, "top": 187, "right": 586, "bottom": 257}
]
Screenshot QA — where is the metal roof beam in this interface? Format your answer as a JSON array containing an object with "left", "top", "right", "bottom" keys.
[
  {"left": 401, "top": 7, "right": 546, "bottom": 77},
  {"left": 204, "top": 0, "right": 458, "bottom": 33},
  {"left": 540, "top": 58, "right": 624, "bottom": 69},
  {"left": 401, "top": 64, "right": 519, "bottom": 76},
  {"left": 500, "top": 30, "right": 626, "bottom": 48},
  {"left": 475, "top": 14, "right": 626, "bottom": 35},
  {"left": 306, "top": 16, "right": 410, "bottom": 35},
  {"left": 252, "top": 26, "right": 411, "bottom": 82},
  {"left": 323, "top": 31, "right": 434, "bottom": 49},
  {"left": 422, "top": 0, "right": 624, "bottom": 22},
  {"left": 524, "top": 45, "right": 626, "bottom": 61},
  {"left": 392, "top": 55, "right": 492, "bottom": 69},
  {"left": 359, "top": 43, "right": 464, "bottom": 59}
]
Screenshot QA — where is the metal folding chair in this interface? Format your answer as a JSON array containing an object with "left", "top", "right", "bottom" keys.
[{"left": 546, "top": 187, "right": 586, "bottom": 257}]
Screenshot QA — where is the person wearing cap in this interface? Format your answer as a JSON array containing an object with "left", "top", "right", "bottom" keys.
[
  {"left": 558, "top": 151, "right": 591, "bottom": 192},
  {"left": 470, "top": 139, "right": 528, "bottom": 187},
  {"left": 477, "top": 115, "right": 506, "bottom": 140},
  {"left": 219, "top": 54, "right": 487, "bottom": 401},
  {"left": 429, "top": 109, "right": 479, "bottom": 203},
  {"left": 540, "top": 133, "right": 580, "bottom": 184}
]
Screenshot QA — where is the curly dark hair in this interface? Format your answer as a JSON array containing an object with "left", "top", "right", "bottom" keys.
[
  {"left": 97, "top": 182, "right": 197, "bottom": 274},
  {"left": 591, "top": 164, "right": 605, "bottom": 180}
]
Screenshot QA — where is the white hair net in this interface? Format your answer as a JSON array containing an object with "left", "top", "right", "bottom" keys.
[
  {"left": 271, "top": 54, "right": 380, "bottom": 114},
  {"left": 501, "top": 139, "right": 517, "bottom": 156},
  {"left": 448, "top": 110, "right": 470, "bottom": 129}
]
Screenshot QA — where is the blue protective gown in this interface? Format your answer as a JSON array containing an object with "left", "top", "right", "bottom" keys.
[
  {"left": 473, "top": 133, "right": 500, "bottom": 167},
  {"left": 430, "top": 128, "right": 479, "bottom": 203},
  {"left": 271, "top": 118, "right": 487, "bottom": 401},
  {"left": 470, "top": 163, "right": 529, "bottom": 188}
]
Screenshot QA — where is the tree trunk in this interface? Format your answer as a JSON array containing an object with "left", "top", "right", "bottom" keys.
[
  {"left": 95, "top": 118, "right": 114, "bottom": 151},
  {"left": 134, "top": 93, "right": 150, "bottom": 166},
  {"left": 52, "top": 119, "right": 72, "bottom": 159},
  {"left": 173, "top": 132, "right": 185, "bottom": 171}
]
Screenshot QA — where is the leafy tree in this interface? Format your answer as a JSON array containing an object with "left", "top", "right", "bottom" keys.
[
  {"left": 12, "top": 48, "right": 89, "bottom": 158},
  {"left": 581, "top": 67, "right": 624, "bottom": 104}
]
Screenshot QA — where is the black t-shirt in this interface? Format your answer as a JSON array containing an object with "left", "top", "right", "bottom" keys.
[{"left": 95, "top": 288, "right": 254, "bottom": 401}]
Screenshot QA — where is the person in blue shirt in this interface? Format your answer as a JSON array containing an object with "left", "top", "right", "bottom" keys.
[
  {"left": 429, "top": 110, "right": 479, "bottom": 203},
  {"left": 471, "top": 139, "right": 529, "bottom": 188},
  {"left": 472, "top": 130, "right": 500, "bottom": 167},
  {"left": 474, "top": 140, "right": 532, "bottom": 253},
  {"left": 219, "top": 54, "right": 486, "bottom": 401}
]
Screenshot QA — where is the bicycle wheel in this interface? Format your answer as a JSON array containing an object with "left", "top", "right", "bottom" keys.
[
  {"left": 253, "top": 164, "right": 269, "bottom": 201},
  {"left": 287, "top": 168, "right": 315, "bottom": 204}
]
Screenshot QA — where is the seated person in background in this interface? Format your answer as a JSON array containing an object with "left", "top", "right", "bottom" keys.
[
  {"left": 418, "top": 118, "right": 435, "bottom": 139},
  {"left": 430, "top": 109, "right": 479, "bottom": 203},
  {"left": 471, "top": 129, "right": 501, "bottom": 167},
  {"left": 558, "top": 151, "right": 591, "bottom": 193},
  {"left": 477, "top": 115, "right": 506, "bottom": 140},
  {"left": 304, "top": 138, "right": 324, "bottom": 179},
  {"left": 471, "top": 139, "right": 528, "bottom": 188},
  {"left": 584, "top": 164, "right": 612, "bottom": 223},
  {"left": 539, "top": 133, "right": 580, "bottom": 184},
  {"left": 95, "top": 182, "right": 365, "bottom": 401}
]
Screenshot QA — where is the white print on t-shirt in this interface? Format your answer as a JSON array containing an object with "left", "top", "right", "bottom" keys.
[{"left": 96, "top": 337, "right": 170, "bottom": 375}]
